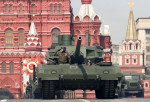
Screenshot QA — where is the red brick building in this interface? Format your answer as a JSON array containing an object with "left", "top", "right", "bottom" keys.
[
  {"left": 100, "top": 25, "right": 112, "bottom": 62},
  {"left": 119, "top": 2, "right": 145, "bottom": 74},
  {"left": 118, "top": 1, "right": 150, "bottom": 98},
  {"left": 0, "top": 0, "right": 111, "bottom": 99},
  {"left": 142, "top": 77, "right": 150, "bottom": 97}
]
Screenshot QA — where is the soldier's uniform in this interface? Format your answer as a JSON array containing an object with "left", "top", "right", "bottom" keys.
[
  {"left": 57, "top": 52, "right": 71, "bottom": 63},
  {"left": 55, "top": 47, "right": 71, "bottom": 64}
]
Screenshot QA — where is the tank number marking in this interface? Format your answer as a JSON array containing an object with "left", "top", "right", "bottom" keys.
[{"left": 70, "top": 66, "right": 77, "bottom": 69}]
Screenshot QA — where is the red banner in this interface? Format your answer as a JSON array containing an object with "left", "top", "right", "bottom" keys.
[{"left": 23, "top": 57, "right": 41, "bottom": 75}]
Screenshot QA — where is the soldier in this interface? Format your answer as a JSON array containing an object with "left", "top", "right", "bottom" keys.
[
  {"left": 55, "top": 47, "right": 71, "bottom": 64},
  {"left": 26, "top": 81, "right": 32, "bottom": 99},
  {"left": 87, "top": 60, "right": 92, "bottom": 66}
]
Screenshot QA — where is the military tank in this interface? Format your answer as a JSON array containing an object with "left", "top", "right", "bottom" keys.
[{"left": 27, "top": 35, "right": 122, "bottom": 99}]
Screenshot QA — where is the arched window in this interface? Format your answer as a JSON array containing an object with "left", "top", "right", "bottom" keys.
[
  {"left": 75, "top": 16, "right": 80, "bottom": 22},
  {"left": 50, "top": 4, "right": 53, "bottom": 13},
  {"left": 32, "top": 4, "right": 35, "bottom": 13},
  {"left": 10, "top": 62, "right": 14, "bottom": 73},
  {"left": 59, "top": 5, "right": 62, "bottom": 13},
  {"left": 132, "top": 55, "right": 137, "bottom": 64},
  {"left": 94, "top": 30, "right": 98, "bottom": 41},
  {"left": 2, "top": 62, "right": 6, "bottom": 73},
  {"left": 83, "top": 16, "right": 90, "bottom": 21},
  {"left": 55, "top": 4, "right": 57, "bottom": 13},
  {"left": 52, "top": 28, "right": 60, "bottom": 46},
  {"left": 86, "top": 32, "right": 90, "bottom": 46},
  {"left": 145, "top": 82, "right": 149, "bottom": 88},
  {"left": 129, "top": 43, "right": 132, "bottom": 50},
  {"left": 126, "top": 59, "right": 129, "bottom": 63},
  {"left": 10, "top": 5, "right": 12, "bottom": 13},
  {"left": 19, "top": 29, "right": 24, "bottom": 46},
  {"left": 125, "top": 55, "right": 130, "bottom": 64},
  {"left": 5, "top": 5, "right": 8, "bottom": 13},
  {"left": 136, "top": 43, "right": 138, "bottom": 50},
  {"left": 125, "top": 44, "right": 126, "bottom": 50},
  {"left": 5, "top": 29, "right": 13, "bottom": 47},
  {"left": 94, "top": 16, "right": 99, "bottom": 21},
  {"left": 134, "top": 59, "right": 136, "bottom": 63},
  {"left": 19, "top": 4, "right": 22, "bottom": 13}
]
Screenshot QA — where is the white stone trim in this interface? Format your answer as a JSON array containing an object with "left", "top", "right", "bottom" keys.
[
  {"left": 18, "top": 3, "right": 24, "bottom": 6},
  {"left": 103, "top": 49, "right": 111, "bottom": 52},
  {"left": 28, "top": 22, "right": 38, "bottom": 36},
  {"left": 119, "top": 56, "right": 122, "bottom": 66},
  {"left": 27, "top": 37, "right": 39, "bottom": 41},
  {"left": 74, "top": 4, "right": 101, "bottom": 21},
  {"left": 142, "top": 69, "right": 145, "bottom": 73}
]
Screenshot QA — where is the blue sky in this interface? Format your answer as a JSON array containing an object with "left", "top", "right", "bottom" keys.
[{"left": 71, "top": 0, "right": 150, "bottom": 44}]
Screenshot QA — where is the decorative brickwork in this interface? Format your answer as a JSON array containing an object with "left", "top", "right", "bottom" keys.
[{"left": 0, "top": 0, "right": 111, "bottom": 99}]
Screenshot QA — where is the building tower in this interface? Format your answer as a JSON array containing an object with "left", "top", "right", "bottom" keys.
[
  {"left": 100, "top": 25, "right": 112, "bottom": 62},
  {"left": 119, "top": 0, "right": 145, "bottom": 73},
  {"left": 73, "top": 0, "right": 101, "bottom": 46},
  {"left": 24, "top": 22, "right": 41, "bottom": 51}
]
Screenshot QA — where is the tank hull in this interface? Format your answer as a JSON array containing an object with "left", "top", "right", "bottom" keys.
[{"left": 28, "top": 64, "right": 121, "bottom": 99}]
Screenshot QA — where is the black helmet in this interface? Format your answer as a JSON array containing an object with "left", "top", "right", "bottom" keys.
[
  {"left": 61, "top": 47, "right": 66, "bottom": 52},
  {"left": 27, "top": 81, "right": 29, "bottom": 85}
]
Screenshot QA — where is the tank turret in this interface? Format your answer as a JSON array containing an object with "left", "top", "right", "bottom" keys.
[{"left": 46, "top": 35, "right": 104, "bottom": 64}]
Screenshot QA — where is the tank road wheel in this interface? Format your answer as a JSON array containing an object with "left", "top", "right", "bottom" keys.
[
  {"left": 98, "top": 80, "right": 116, "bottom": 99},
  {"left": 42, "top": 81, "right": 55, "bottom": 99},
  {"left": 42, "top": 81, "right": 49, "bottom": 99},
  {"left": 96, "top": 80, "right": 109, "bottom": 99},
  {"left": 103, "top": 80, "right": 110, "bottom": 99},
  {"left": 109, "top": 80, "right": 115, "bottom": 99},
  {"left": 49, "top": 81, "right": 55, "bottom": 99},
  {"left": 33, "top": 93, "right": 41, "bottom": 99},
  {"left": 95, "top": 90, "right": 100, "bottom": 99}
]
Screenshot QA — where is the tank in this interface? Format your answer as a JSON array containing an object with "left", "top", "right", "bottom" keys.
[
  {"left": 117, "top": 71, "right": 144, "bottom": 97},
  {"left": 26, "top": 35, "right": 122, "bottom": 99}
]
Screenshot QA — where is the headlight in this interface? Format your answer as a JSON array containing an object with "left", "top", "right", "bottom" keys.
[
  {"left": 51, "top": 70, "right": 57, "bottom": 74},
  {"left": 103, "top": 70, "right": 109, "bottom": 74}
]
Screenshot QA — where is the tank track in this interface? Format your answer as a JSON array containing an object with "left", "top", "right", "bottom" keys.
[
  {"left": 42, "top": 81, "right": 55, "bottom": 99},
  {"left": 96, "top": 80, "right": 116, "bottom": 99}
]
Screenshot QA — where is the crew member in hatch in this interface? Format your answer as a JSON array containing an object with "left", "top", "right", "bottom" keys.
[
  {"left": 87, "top": 60, "right": 92, "bottom": 66},
  {"left": 55, "top": 47, "right": 71, "bottom": 64}
]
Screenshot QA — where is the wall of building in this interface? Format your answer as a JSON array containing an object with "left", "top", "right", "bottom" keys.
[
  {"left": 137, "top": 18, "right": 150, "bottom": 66},
  {"left": 136, "top": 17, "right": 150, "bottom": 97},
  {"left": 111, "top": 44, "right": 119, "bottom": 65}
]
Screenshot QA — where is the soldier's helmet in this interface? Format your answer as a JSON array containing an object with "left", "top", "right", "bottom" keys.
[
  {"left": 88, "top": 60, "right": 91, "bottom": 63},
  {"left": 27, "top": 81, "right": 29, "bottom": 85},
  {"left": 61, "top": 47, "right": 66, "bottom": 52}
]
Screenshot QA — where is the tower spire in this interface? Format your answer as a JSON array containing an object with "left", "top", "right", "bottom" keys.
[
  {"left": 125, "top": 0, "right": 138, "bottom": 41},
  {"left": 129, "top": 0, "right": 134, "bottom": 9}
]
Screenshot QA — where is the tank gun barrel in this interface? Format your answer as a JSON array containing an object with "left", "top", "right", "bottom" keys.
[{"left": 75, "top": 36, "right": 82, "bottom": 59}]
